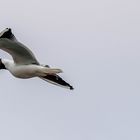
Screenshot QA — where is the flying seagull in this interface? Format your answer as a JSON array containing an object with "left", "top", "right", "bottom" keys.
[{"left": 0, "top": 28, "right": 74, "bottom": 90}]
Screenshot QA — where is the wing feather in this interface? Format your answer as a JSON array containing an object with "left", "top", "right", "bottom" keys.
[
  {"left": 0, "top": 38, "right": 39, "bottom": 65},
  {"left": 40, "top": 74, "right": 74, "bottom": 90}
]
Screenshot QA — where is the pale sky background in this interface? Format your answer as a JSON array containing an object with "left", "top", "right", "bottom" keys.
[{"left": 0, "top": 0, "right": 140, "bottom": 140}]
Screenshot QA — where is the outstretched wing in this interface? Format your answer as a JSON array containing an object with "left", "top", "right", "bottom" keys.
[
  {"left": 40, "top": 74, "right": 74, "bottom": 90},
  {"left": 0, "top": 38, "right": 39, "bottom": 65},
  {"left": 0, "top": 28, "right": 39, "bottom": 65}
]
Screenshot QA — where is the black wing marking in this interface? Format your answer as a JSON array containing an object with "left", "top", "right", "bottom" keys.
[
  {"left": 0, "top": 28, "right": 18, "bottom": 41},
  {"left": 40, "top": 74, "right": 74, "bottom": 90}
]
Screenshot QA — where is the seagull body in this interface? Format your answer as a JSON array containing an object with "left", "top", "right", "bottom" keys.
[
  {"left": 1, "top": 59, "right": 52, "bottom": 78},
  {"left": 0, "top": 28, "right": 73, "bottom": 90}
]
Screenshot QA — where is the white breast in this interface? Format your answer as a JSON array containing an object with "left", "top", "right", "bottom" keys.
[
  {"left": 2, "top": 59, "right": 42, "bottom": 78},
  {"left": 9, "top": 65, "right": 41, "bottom": 78}
]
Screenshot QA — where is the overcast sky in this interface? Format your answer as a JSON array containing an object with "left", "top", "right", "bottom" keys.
[{"left": 0, "top": 0, "right": 140, "bottom": 140}]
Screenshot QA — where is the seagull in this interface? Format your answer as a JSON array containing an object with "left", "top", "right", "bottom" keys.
[{"left": 0, "top": 28, "right": 74, "bottom": 90}]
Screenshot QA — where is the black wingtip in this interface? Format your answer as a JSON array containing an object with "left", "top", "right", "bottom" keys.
[
  {"left": 41, "top": 74, "right": 74, "bottom": 90},
  {"left": 0, "top": 28, "right": 13, "bottom": 39},
  {"left": 6, "top": 28, "right": 11, "bottom": 31},
  {"left": 69, "top": 86, "right": 74, "bottom": 90}
]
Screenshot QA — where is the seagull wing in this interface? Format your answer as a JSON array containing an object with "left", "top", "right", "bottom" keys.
[
  {"left": 0, "top": 28, "right": 18, "bottom": 42},
  {"left": 40, "top": 74, "right": 74, "bottom": 90},
  {"left": 0, "top": 38, "right": 39, "bottom": 65}
]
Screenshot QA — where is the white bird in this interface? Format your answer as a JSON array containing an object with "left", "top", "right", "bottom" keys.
[{"left": 0, "top": 28, "right": 73, "bottom": 90}]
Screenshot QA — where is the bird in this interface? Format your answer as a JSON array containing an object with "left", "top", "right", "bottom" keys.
[{"left": 0, "top": 28, "right": 74, "bottom": 90}]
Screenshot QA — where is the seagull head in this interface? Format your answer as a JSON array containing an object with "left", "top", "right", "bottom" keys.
[{"left": 0, "top": 59, "right": 6, "bottom": 70}]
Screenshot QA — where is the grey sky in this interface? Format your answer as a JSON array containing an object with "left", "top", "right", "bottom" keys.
[{"left": 0, "top": 0, "right": 140, "bottom": 140}]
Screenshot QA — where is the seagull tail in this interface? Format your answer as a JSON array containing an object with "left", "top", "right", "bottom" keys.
[{"left": 39, "top": 74, "right": 74, "bottom": 90}]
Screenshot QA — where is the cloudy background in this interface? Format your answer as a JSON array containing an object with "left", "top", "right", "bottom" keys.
[{"left": 0, "top": 0, "right": 140, "bottom": 140}]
